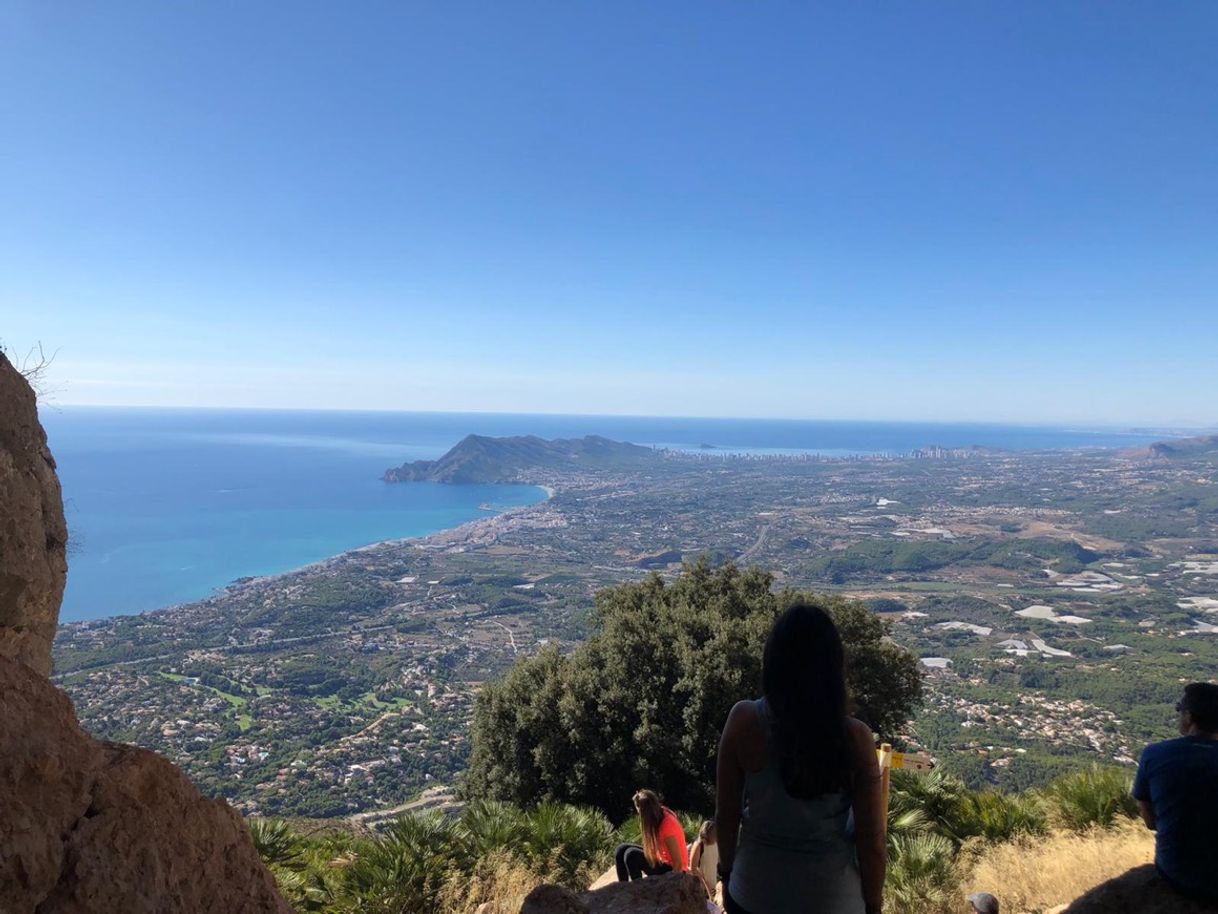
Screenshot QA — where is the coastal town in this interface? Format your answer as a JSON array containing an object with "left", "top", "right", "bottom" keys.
[{"left": 54, "top": 435, "right": 1218, "bottom": 818}]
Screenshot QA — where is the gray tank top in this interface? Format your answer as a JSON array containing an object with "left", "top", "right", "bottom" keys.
[{"left": 729, "top": 700, "right": 865, "bottom": 914}]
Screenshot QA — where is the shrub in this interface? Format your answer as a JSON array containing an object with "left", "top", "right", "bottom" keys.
[
  {"left": 249, "top": 818, "right": 303, "bottom": 869},
  {"left": 338, "top": 812, "right": 470, "bottom": 914},
  {"left": 1040, "top": 765, "right": 1138, "bottom": 831},
  {"left": 954, "top": 789, "right": 1047, "bottom": 843},
  {"left": 460, "top": 800, "right": 528, "bottom": 858},
  {"left": 516, "top": 802, "right": 615, "bottom": 885},
  {"left": 885, "top": 832, "right": 958, "bottom": 914},
  {"left": 467, "top": 560, "right": 923, "bottom": 817},
  {"left": 888, "top": 771, "right": 974, "bottom": 845},
  {"left": 889, "top": 770, "right": 1048, "bottom": 846}
]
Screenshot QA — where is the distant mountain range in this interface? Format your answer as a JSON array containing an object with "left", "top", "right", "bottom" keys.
[
  {"left": 1130, "top": 434, "right": 1218, "bottom": 460},
  {"left": 383, "top": 434, "right": 661, "bottom": 484}
]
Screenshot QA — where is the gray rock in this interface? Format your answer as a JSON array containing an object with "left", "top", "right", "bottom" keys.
[
  {"left": 1061, "top": 864, "right": 1218, "bottom": 914},
  {"left": 522, "top": 873, "right": 708, "bottom": 914}
]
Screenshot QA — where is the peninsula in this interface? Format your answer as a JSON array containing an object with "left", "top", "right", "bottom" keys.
[{"left": 382, "top": 434, "right": 662, "bottom": 484}]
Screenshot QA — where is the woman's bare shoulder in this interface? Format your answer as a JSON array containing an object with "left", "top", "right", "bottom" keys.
[
  {"left": 844, "top": 717, "right": 880, "bottom": 771},
  {"left": 722, "top": 699, "right": 768, "bottom": 771},
  {"left": 845, "top": 716, "right": 874, "bottom": 741},
  {"left": 727, "top": 698, "right": 761, "bottom": 723},
  {"left": 723, "top": 698, "right": 766, "bottom": 738}
]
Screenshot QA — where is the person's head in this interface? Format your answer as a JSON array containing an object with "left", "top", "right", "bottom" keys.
[
  {"left": 698, "top": 820, "right": 716, "bottom": 844},
  {"left": 967, "top": 892, "right": 999, "bottom": 914},
  {"left": 632, "top": 789, "right": 665, "bottom": 864},
  {"left": 762, "top": 603, "right": 849, "bottom": 799},
  {"left": 1177, "top": 682, "right": 1218, "bottom": 736}
]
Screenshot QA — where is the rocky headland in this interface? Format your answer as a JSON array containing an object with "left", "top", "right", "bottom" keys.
[
  {"left": 383, "top": 434, "right": 662, "bottom": 484},
  {"left": 1131, "top": 433, "right": 1218, "bottom": 461}
]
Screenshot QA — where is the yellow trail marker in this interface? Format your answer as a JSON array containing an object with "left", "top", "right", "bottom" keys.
[
  {"left": 889, "top": 750, "right": 935, "bottom": 773},
  {"left": 875, "top": 745, "right": 935, "bottom": 837}
]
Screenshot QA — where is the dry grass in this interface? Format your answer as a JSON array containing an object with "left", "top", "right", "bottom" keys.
[
  {"left": 436, "top": 852, "right": 545, "bottom": 914},
  {"left": 960, "top": 820, "right": 1154, "bottom": 914}
]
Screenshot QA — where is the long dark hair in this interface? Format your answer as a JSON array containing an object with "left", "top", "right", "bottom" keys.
[
  {"left": 633, "top": 789, "right": 666, "bottom": 865},
  {"left": 762, "top": 603, "right": 850, "bottom": 799}
]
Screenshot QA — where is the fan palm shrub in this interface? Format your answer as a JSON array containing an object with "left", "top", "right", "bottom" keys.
[
  {"left": 888, "top": 770, "right": 974, "bottom": 845},
  {"left": 518, "top": 802, "right": 615, "bottom": 884},
  {"left": 339, "top": 811, "right": 470, "bottom": 914},
  {"left": 269, "top": 866, "right": 335, "bottom": 913},
  {"left": 955, "top": 789, "right": 1047, "bottom": 843},
  {"left": 249, "top": 818, "right": 304, "bottom": 869},
  {"left": 885, "top": 832, "right": 958, "bottom": 914},
  {"left": 675, "top": 810, "right": 704, "bottom": 845},
  {"left": 249, "top": 819, "right": 344, "bottom": 911},
  {"left": 887, "top": 803, "right": 931, "bottom": 840},
  {"left": 1040, "top": 765, "right": 1138, "bottom": 831},
  {"left": 615, "top": 814, "right": 643, "bottom": 847},
  {"left": 460, "top": 800, "right": 528, "bottom": 858}
]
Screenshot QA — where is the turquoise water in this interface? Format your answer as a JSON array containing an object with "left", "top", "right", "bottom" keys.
[
  {"left": 44, "top": 407, "right": 1168, "bottom": 622},
  {"left": 46, "top": 409, "right": 547, "bottom": 621}
]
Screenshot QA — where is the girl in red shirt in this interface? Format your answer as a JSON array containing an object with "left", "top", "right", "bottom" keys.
[{"left": 614, "top": 789, "right": 690, "bottom": 881}]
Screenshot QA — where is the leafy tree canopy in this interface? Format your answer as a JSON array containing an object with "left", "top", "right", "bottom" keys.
[{"left": 465, "top": 560, "right": 923, "bottom": 819}]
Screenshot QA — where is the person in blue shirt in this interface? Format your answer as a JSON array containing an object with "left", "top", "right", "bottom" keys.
[{"left": 1132, "top": 682, "right": 1218, "bottom": 905}]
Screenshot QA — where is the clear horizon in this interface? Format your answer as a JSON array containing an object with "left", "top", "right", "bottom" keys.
[
  {"left": 4, "top": 2, "right": 1217, "bottom": 426},
  {"left": 39, "top": 402, "right": 1214, "bottom": 434}
]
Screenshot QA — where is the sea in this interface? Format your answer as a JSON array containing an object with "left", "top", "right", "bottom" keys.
[{"left": 43, "top": 407, "right": 1170, "bottom": 623}]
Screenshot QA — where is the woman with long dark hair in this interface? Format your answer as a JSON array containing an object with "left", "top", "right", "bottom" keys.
[
  {"left": 613, "top": 789, "right": 690, "bottom": 882},
  {"left": 714, "top": 603, "right": 886, "bottom": 914}
]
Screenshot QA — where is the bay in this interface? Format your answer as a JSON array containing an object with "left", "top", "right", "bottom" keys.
[{"left": 43, "top": 406, "right": 1166, "bottom": 621}]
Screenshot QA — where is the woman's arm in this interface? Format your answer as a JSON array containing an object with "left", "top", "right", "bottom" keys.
[
  {"left": 714, "top": 701, "right": 750, "bottom": 879},
  {"left": 847, "top": 719, "right": 886, "bottom": 914},
  {"left": 663, "top": 834, "right": 687, "bottom": 873}
]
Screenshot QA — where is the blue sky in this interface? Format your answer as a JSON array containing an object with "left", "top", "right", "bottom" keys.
[{"left": 2, "top": 2, "right": 1215, "bottom": 425}]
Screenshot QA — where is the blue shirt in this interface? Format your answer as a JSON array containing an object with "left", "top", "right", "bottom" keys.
[{"left": 1132, "top": 735, "right": 1218, "bottom": 902}]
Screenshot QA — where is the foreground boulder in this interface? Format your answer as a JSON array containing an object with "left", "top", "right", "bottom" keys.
[
  {"left": 0, "top": 352, "right": 68, "bottom": 677},
  {"left": 1062, "top": 864, "right": 1218, "bottom": 913},
  {"left": 0, "top": 654, "right": 292, "bottom": 913},
  {"left": 521, "top": 872, "right": 707, "bottom": 914}
]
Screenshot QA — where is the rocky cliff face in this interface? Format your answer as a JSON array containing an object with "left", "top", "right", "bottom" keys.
[
  {"left": 0, "top": 353, "right": 68, "bottom": 677},
  {"left": 0, "top": 353, "right": 290, "bottom": 914}
]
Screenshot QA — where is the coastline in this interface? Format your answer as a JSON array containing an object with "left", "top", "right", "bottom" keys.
[
  {"left": 57, "top": 483, "right": 556, "bottom": 629},
  {"left": 48, "top": 409, "right": 1176, "bottom": 628}
]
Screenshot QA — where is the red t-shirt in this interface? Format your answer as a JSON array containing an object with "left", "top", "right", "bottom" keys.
[{"left": 656, "top": 808, "right": 690, "bottom": 870}]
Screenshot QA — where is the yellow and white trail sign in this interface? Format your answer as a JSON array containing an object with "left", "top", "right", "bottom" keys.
[
  {"left": 887, "top": 750, "right": 935, "bottom": 773},
  {"left": 875, "top": 743, "right": 936, "bottom": 834}
]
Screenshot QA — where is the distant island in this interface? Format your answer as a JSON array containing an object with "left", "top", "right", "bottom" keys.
[{"left": 383, "top": 434, "right": 662, "bottom": 484}]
